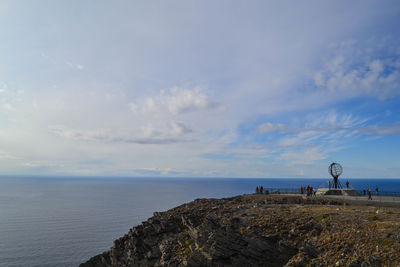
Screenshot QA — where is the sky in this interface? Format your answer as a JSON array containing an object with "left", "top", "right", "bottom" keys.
[{"left": 0, "top": 1, "right": 400, "bottom": 178}]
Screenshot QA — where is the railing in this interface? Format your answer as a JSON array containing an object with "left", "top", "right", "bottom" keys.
[
  {"left": 255, "top": 188, "right": 400, "bottom": 197},
  {"left": 257, "top": 188, "right": 303, "bottom": 195},
  {"left": 356, "top": 190, "right": 400, "bottom": 197}
]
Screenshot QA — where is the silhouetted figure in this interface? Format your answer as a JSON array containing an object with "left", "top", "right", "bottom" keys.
[
  {"left": 363, "top": 189, "right": 366, "bottom": 195},
  {"left": 375, "top": 187, "right": 379, "bottom": 196},
  {"left": 346, "top": 181, "right": 349, "bottom": 189},
  {"left": 328, "top": 180, "right": 331, "bottom": 189},
  {"left": 368, "top": 189, "right": 372, "bottom": 200}
]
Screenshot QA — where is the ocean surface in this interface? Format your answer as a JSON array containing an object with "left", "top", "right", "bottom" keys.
[{"left": 1, "top": 177, "right": 399, "bottom": 267}]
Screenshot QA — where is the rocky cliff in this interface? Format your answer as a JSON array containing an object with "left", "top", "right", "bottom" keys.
[{"left": 81, "top": 194, "right": 400, "bottom": 266}]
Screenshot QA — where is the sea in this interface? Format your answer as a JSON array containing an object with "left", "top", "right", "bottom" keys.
[{"left": 1, "top": 177, "right": 399, "bottom": 267}]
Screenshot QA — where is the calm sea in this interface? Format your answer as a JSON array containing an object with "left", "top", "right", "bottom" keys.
[{"left": 0, "top": 177, "right": 399, "bottom": 267}]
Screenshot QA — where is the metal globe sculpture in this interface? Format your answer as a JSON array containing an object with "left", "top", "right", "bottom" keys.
[{"left": 329, "top": 162, "right": 343, "bottom": 189}]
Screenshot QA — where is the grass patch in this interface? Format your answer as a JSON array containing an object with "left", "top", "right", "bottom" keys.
[
  {"left": 375, "top": 237, "right": 395, "bottom": 246},
  {"left": 367, "top": 216, "right": 378, "bottom": 221},
  {"left": 314, "top": 213, "right": 335, "bottom": 222},
  {"left": 184, "top": 247, "right": 192, "bottom": 255}
]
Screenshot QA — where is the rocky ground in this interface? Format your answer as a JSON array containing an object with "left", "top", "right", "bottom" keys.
[{"left": 80, "top": 194, "right": 400, "bottom": 267}]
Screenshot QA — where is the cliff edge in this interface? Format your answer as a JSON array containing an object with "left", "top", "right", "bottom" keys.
[{"left": 80, "top": 194, "right": 400, "bottom": 266}]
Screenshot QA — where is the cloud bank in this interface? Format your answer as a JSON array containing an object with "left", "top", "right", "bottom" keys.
[{"left": 0, "top": 1, "right": 399, "bottom": 178}]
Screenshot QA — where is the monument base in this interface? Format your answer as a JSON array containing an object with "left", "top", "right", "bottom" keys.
[{"left": 316, "top": 188, "right": 359, "bottom": 196}]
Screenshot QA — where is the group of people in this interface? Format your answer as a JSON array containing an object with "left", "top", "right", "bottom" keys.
[
  {"left": 255, "top": 184, "right": 380, "bottom": 200},
  {"left": 327, "top": 180, "right": 351, "bottom": 189},
  {"left": 255, "top": 186, "right": 273, "bottom": 194},
  {"left": 300, "top": 185, "right": 315, "bottom": 196},
  {"left": 255, "top": 185, "right": 264, "bottom": 194}
]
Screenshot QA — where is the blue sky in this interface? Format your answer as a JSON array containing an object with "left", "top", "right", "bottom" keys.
[{"left": 0, "top": 1, "right": 400, "bottom": 178}]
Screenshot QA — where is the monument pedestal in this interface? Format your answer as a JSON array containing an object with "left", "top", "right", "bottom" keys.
[{"left": 316, "top": 188, "right": 359, "bottom": 196}]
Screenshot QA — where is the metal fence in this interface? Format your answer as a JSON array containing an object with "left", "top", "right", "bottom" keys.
[
  {"left": 256, "top": 188, "right": 400, "bottom": 197},
  {"left": 356, "top": 190, "right": 400, "bottom": 197},
  {"left": 259, "top": 188, "right": 302, "bottom": 195}
]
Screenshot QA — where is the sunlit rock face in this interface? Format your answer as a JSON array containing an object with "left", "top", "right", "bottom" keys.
[{"left": 81, "top": 194, "right": 400, "bottom": 267}]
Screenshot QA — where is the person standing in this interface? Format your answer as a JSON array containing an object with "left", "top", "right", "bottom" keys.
[
  {"left": 368, "top": 189, "right": 372, "bottom": 200},
  {"left": 375, "top": 187, "right": 379, "bottom": 196},
  {"left": 346, "top": 181, "right": 349, "bottom": 189},
  {"left": 328, "top": 180, "right": 331, "bottom": 189}
]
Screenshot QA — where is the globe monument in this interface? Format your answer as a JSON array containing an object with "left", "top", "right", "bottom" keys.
[
  {"left": 329, "top": 162, "right": 343, "bottom": 189},
  {"left": 316, "top": 163, "right": 359, "bottom": 196}
]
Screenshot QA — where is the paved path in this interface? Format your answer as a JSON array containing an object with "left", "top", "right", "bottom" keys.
[
  {"left": 278, "top": 193, "right": 400, "bottom": 205},
  {"left": 322, "top": 194, "right": 400, "bottom": 204}
]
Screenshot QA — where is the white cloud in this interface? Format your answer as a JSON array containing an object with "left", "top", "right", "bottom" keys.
[
  {"left": 130, "top": 167, "right": 187, "bottom": 176},
  {"left": 169, "top": 121, "right": 192, "bottom": 135},
  {"left": 0, "top": 151, "right": 17, "bottom": 160},
  {"left": 0, "top": 82, "right": 26, "bottom": 113},
  {"left": 313, "top": 72, "right": 325, "bottom": 87},
  {"left": 258, "top": 111, "right": 369, "bottom": 136},
  {"left": 22, "top": 162, "right": 41, "bottom": 167},
  {"left": 258, "top": 119, "right": 400, "bottom": 138},
  {"left": 142, "top": 98, "right": 156, "bottom": 114},
  {"left": 2, "top": 103, "right": 14, "bottom": 110},
  {"left": 277, "top": 131, "right": 325, "bottom": 148},
  {"left": 279, "top": 146, "right": 326, "bottom": 164},
  {"left": 258, "top": 122, "right": 286, "bottom": 133},
  {"left": 49, "top": 121, "right": 193, "bottom": 145},
  {"left": 254, "top": 111, "right": 400, "bottom": 166},
  {"left": 0, "top": 82, "right": 8, "bottom": 93},
  {"left": 129, "top": 103, "right": 139, "bottom": 113},
  {"left": 65, "top": 61, "right": 84, "bottom": 71},
  {"left": 49, "top": 125, "right": 106, "bottom": 141},
  {"left": 314, "top": 42, "right": 400, "bottom": 99},
  {"left": 167, "top": 86, "right": 215, "bottom": 114},
  {"left": 356, "top": 123, "right": 400, "bottom": 136},
  {"left": 129, "top": 86, "right": 216, "bottom": 116}
]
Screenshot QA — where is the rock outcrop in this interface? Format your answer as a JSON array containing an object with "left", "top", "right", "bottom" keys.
[{"left": 81, "top": 194, "right": 400, "bottom": 266}]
